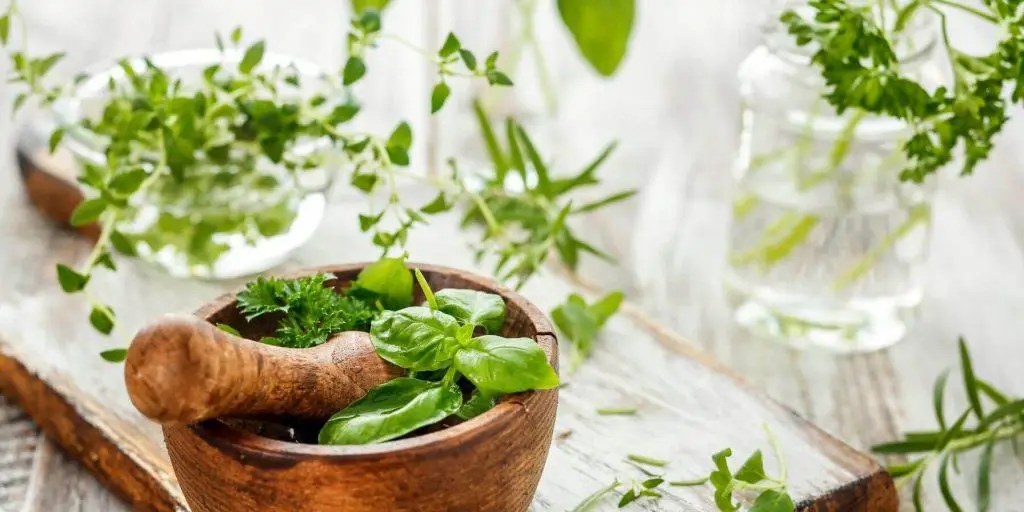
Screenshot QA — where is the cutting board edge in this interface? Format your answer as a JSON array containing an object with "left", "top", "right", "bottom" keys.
[{"left": 0, "top": 345, "right": 188, "bottom": 512}]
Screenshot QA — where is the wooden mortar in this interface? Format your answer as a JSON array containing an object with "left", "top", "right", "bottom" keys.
[{"left": 124, "top": 263, "right": 559, "bottom": 512}]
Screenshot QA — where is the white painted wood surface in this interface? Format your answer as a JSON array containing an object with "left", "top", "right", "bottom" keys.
[{"left": 1, "top": 1, "right": 1023, "bottom": 511}]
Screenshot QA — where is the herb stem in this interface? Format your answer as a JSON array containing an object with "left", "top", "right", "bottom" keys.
[
  {"left": 927, "top": 0, "right": 998, "bottom": 24},
  {"left": 596, "top": 407, "right": 637, "bottom": 416},
  {"left": 626, "top": 453, "right": 669, "bottom": 468}
]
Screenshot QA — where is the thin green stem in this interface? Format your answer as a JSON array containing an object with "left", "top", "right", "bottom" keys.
[
  {"left": 831, "top": 203, "right": 929, "bottom": 291},
  {"left": 928, "top": 0, "right": 998, "bottom": 23}
]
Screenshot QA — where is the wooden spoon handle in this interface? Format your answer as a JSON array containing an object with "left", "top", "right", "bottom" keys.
[{"left": 124, "top": 314, "right": 402, "bottom": 425}]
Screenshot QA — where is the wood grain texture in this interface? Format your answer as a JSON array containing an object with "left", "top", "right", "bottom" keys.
[
  {"left": 125, "top": 316, "right": 402, "bottom": 425},
  {"left": 160, "top": 264, "right": 558, "bottom": 512}
]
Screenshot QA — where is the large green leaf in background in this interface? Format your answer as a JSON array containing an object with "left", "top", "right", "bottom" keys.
[
  {"left": 351, "top": 0, "right": 390, "bottom": 14},
  {"left": 557, "top": 0, "right": 635, "bottom": 77}
]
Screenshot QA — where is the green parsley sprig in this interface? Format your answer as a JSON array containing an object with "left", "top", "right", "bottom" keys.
[{"left": 781, "top": 0, "right": 1024, "bottom": 183}]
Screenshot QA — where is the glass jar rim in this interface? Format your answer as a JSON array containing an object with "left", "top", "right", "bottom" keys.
[{"left": 52, "top": 48, "right": 337, "bottom": 166}]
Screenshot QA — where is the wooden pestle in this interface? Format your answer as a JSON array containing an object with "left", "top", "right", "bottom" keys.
[{"left": 124, "top": 314, "right": 403, "bottom": 425}]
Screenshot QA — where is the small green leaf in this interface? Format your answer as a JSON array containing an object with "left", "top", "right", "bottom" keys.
[
  {"left": 430, "top": 82, "right": 450, "bottom": 114},
  {"left": 617, "top": 488, "right": 638, "bottom": 508},
  {"left": 734, "top": 450, "right": 767, "bottom": 483},
  {"left": 434, "top": 288, "right": 505, "bottom": 333},
  {"left": 109, "top": 230, "right": 138, "bottom": 256},
  {"left": 354, "top": 257, "right": 413, "bottom": 310},
  {"left": 573, "top": 190, "right": 637, "bottom": 213},
  {"left": 386, "top": 146, "right": 409, "bottom": 166},
  {"left": 455, "top": 388, "right": 498, "bottom": 420},
  {"left": 48, "top": 128, "right": 64, "bottom": 153},
  {"left": 69, "top": 198, "right": 107, "bottom": 226},
  {"left": 230, "top": 26, "right": 242, "bottom": 44},
  {"left": 356, "top": 10, "right": 382, "bottom": 32},
  {"left": 872, "top": 439, "right": 939, "bottom": 454},
  {"left": 485, "top": 70, "right": 513, "bottom": 86},
  {"left": 419, "top": 192, "right": 452, "bottom": 214},
  {"left": 485, "top": 51, "right": 499, "bottom": 69},
  {"left": 358, "top": 211, "right": 384, "bottom": 232},
  {"left": 438, "top": 32, "right": 460, "bottom": 57},
  {"left": 570, "top": 480, "right": 620, "bottom": 512},
  {"left": 414, "top": 268, "right": 437, "bottom": 310},
  {"left": 978, "top": 399, "right": 1024, "bottom": 430},
  {"left": 0, "top": 14, "right": 10, "bottom": 45},
  {"left": 56, "top": 264, "right": 89, "bottom": 293},
  {"left": 94, "top": 252, "right": 116, "bottom": 271},
  {"left": 912, "top": 472, "right": 925, "bottom": 512},
  {"left": 238, "top": 40, "right": 266, "bottom": 74},
  {"left": 318, "top": 377, "right": 461, "bottom": 445},
  {"left": 938, "top": 454, "right": 965, "bottom": 512},
  {"left": 459, "top": 49, "right": 477, "bottom": 70},
  {"left": 216, "top": 323, "right": 241, "bottom": 337},
  {"left": 454, "top": 335, "right": 558, "bottom": 393},
  {"left": 388, "top": 121, "right": 413, "bottom": 150},
  {"left": 596, "top": 407, "right": 636, "bottom": 416},
  {"left": 557, "top": 0, "right": 634, "bottom": 76},
  {"left": 933, "top": 369, "right": 950, "bottom": 431},
  {"left": 99, "top": 348, "right": 127, "bottom": 363},
  {"left": 471, "top": 99, "right": 508, "bottom": 177},
  {"left": 109, "top": 168, "right": 149, "bottom": 196},
  {"left": 12, "top": 92, "right": 27, "bottom": 115},
  {"left": 978, "top": 440, "right": 995, "bottom": 512},
  {"left": 89, "top": 305, "right": 115, "bottom": 335},
  {"left": 329, "top": 103, "right": 361, "bottom": 125},
  {"left": 959, "top": 337, "right": 984, "bottom": 420},
  {"left": 749, "top": 490, "right": 795, "bottom": 512},
  {"left": 343, "top": 56, "right": 367, "bottom": 85},
  {"left": 627, "top": 453, "right": 668, "bottom": 468},
  {"left": 370, "top": 307, "right": 461, "bottom": 371},
  {"left": 351, "top": 172, "right": 378, "bottom": 193}
]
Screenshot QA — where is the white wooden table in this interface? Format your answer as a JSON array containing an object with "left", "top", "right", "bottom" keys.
[{"left": 2, "top": 1, "right": 1024, "bottom": 510}]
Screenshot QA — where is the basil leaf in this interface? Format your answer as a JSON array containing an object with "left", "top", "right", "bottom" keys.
[
  {"left": 454, "top": 335, "right": 559, "bottom": 393},
  {"left": 434, "top": 288, "right": 506, "bottom": 333},
  {"left": 318, "top": 378, "right": 461, "bottom": 445},
  {"left": 556, "top": 0, "right": 635, "bottom": 76},
  {"left": 353, "top": 257, "right": 413, "bottom": 310},
  {"left": 455, "top": 389, "right": 498, "bottom": 420},
  {"left": 371, "top": 307, "right": 461, "bottom": 370}
]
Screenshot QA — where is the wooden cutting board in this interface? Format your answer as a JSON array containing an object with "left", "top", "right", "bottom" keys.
[{"left": 0, "top": 147, "right": 897, "bottom": 511}]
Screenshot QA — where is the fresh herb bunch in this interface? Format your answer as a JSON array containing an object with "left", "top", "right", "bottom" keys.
[
  {"left": 551, "top": 291, "right": 624, "bottom": 373},
  {"left": 781, "top": 0, "right": 1024, "bottom": 183},
  {"left": 318, "top": 265, "right": 560, "bottom": 445},
  {"left": 573, "top": 427, "right": 793, "bottom": 511},
  {"left": 460, "top": 99, "right": 636, "bottom": 288},
  {"left": 873, "top": 338, "right": 1024, "bottom": 512},
  {"left": 0, "top": 1, "right": 510, "bottom": 336}
]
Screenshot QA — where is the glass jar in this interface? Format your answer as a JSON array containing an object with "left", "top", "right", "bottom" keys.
[
  {"left": 725, "top": 6, "right": 946, "bottom": 352},
  {"left": 53, "top": 49, "right": 339, "bottom": 279}
]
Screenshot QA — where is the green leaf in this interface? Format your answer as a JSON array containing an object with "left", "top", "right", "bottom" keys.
[
  {"left": 343, "top": 56, "right": 367, "bottom": 85},
  {"left": 513, "top": 124, "right": 552, "bottom": 194},
  {"left": 709, "top": 448, "right": 739, "bottom": 512},
  {"left": 551, "top": 291, "right": 623, "bottom": 372},
  {"left": 573, "top": 190, "right": 636, "bottom": 213},
  {"left": 49, "top": 128, "right": 64, "bottom": 153},
  {"left": 99, "top": 348, "right": 128, "bottom": 363},
  {"left": 386, "top": 146, "right": 409, "bottom": 166},
  {"left": 749, "top": 490, "right": 795, "bottom": 512},
  {"left": 354, "top": 257, "right": 413, "bottom": 310},
  {"left": 413, "top": 268, "right": 437, "bottom": 310},
  {"left": 318, "top": 377, "right": 461, "bottom": 445},
  {"left": 94, "top": 252, "right": 116, "bottom": 271},
  {"left": 978, "top": 399, "right": 1024, "bottom": 430},
  {"left": 626, "top": 453, "right": 668, "bottom": 468},
  {"left": 216, "top": 323, "right": 241, "bottom": 337},
  {"left": 230, "top": 26, "right": 242, "bottom": 44},
  {"left": 109, "top": 168, "right": 149, "bottom": 196},
  {"left": 238, "top": 40, "right": 265, "bottom": 74},
  {"left": 485, "top": 51, "right": 499, "bottom": 69},
  {"left": 0, "top": 14, "right": 10, "bottom": 45},
  {"left": 454, "top": 335, "right": 558, "bottom": 393},
  {"left": 471, "top": 99, "right": 508, "bottom": 178},
  {"left": 419, "top": 192, "right": 452, "bottom": 214},
  {"left": 570, "top": 480, "right": 620, "bottom": 512},
  {"left": 109, "top": 230, "right": 138, "bottom": 256},
  {"left": 455, "top": 388, "right": 498, "bottom": 420},
  {"left": 439, "top": 33, "right": 460, "bottom": 57},
  {"left": 12, "top": 92, "right": 27, "bottom": 115},
  {"left": 69, "top": 198, "right": 107, "bottom": 226},
  {"left": 959, "top": 337, "right": 984, "bottom": 420},
  {"left": 617, "top": 488, "right": 638, "bottom": 508},
  {"left": 938, "top": 454, "right": 964, "bottom": 512},
  {"left": 978, "top": 440, "right": 995, "bottom": 512},
  {"left": 485, "top": 70, "right": 513, "bottom": 86},
  {"left": 434, "top": 288, "right": 505, "bottom": 333},
  {"left": 356, "top": 10, "right": 382, "bottom": 32},
  {"left": 557, "top": 0, "right": 634, "bottom": 76},
  {"left": 351, "top": 171, "right": 378, "bottom": 193},
  {"left": 56, "top": 264, "right": 89, "bottom": 293},
  {"left": 388, "top": 121, "right": 413, "bottom": 150},
  {"left": 506, "top": 117, "right": 525, "bottom": 178},
  {"left": 734, "top": 450, "right": 767, "bottom": 483},
  {"left": 912, "top": 472, "right": 925, "bottom": 512},
  {"left": 459, "top": 49, "right": 477, "bottom": 70},
  {"left": 351, "top": 0, "right": 390, "bottom": 14},
  {"left": 358, "top": 211, "right": 384, "bottom": 232},
  {"left": 89, "top": 305, "right": 115, "bottom": 335},
  {"left": 430, "top": 82, "right": 450, "bottom": 114},
  {"left": 976, "top": 378, "right": 1010, "bottom": 406},
  {"left": 370, "top": 307, "right": 461, "bottom": 370},
  {"left": 871, "top": 439, "right": 938, "bottom": 455},
  {"left": 933, "top": 369, "right": 950, "bottom": 431},
  {"left": 893, "top": 0, "right": 924, "bottom": 33}
]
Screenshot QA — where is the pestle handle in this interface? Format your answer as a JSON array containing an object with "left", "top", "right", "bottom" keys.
[{"left": 124, "top": 314, "right": 403, "bottom": 425}]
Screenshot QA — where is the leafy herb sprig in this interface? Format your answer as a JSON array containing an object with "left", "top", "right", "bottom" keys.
[
  {"left": 781, "top": 0, "right": 1024, "bottom": 183},
  {"left": 317, "top": 263, "right": 560, "bottom": 444},
  {"left": 872, "top": 338, "right": 1024, "bottom": 512},
  {"left": 551, "top": 291, "right": 624, "bottom": 373}
]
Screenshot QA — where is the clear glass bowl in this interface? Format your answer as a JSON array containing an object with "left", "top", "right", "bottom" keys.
[{"left": 52, "top": 49, "right": 339, "bottom": 280}]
